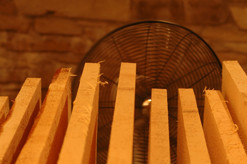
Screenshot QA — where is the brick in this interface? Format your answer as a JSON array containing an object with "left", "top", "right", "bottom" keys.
[
  {"left": 169, "top": 0, "right": 186, "bottom": 22},
  {"left": 0, "top": 49, "right": 27, "bottom": 67},
  {"left": 32, "top": 36, "right": 71, "bottom": 52},
  {"left": 5, "top": 34, "right": 32, "bottom": 51},
  {"left": 183, "top": 0, "right": 229, "bottom": 24},
  {"left": 0, "top": 15, "right": 30, "bottom": 32},
  {"left": 0, "top": 50, "right": 80, "bottom": 101},
  {"left": 27, "top": 54, "right": 56, "bottom": 86},
  {"left": 15, "top": 0, "right": 130, "bottom": 21},
  {"left": 0, "top": 51, "right": 29, "bottom": 83},
  {"left": 0, "top": 68, "right": 28, "bottom": 83},
  {"left": 51, "top": 53, "right": 84, "bottom": 65},
  {"left": 32, "top": 39, "right": 71, "bottom": 52},
  {"left": 0, "top": 54, "right": 29, "bottom": 83},
  {"left": 211, "top": 41, "right": 247, "bottom": 54},
  {"left": 14, "top": 0, "right": 45, "bottom": 15},
  {"left": 20, "top": 52, "right": 78, "bottom": 85},
  {"left": 215, "top": 52, "right": 247, "bottom": 72},
  {"left": 76, "top": 20, "right": 121, "bottom": 46},
  {"left": 6, "top": 33, "right": 71, "bottom": 52},
  {"left": 202, "top": 24, "right": 247, "bottom": 42},
  {"left": 0, "top": 0, "right": 17, "bottom": 14},
  {"left": 131, "top": 0, "right": 172, "bottom": 20},
  {"left": 6, "top": 33, "right": 95, "bottom": 54},
  {"left": 0, "top": 83, "right": 23, "bottom": 100},
  {"left": 70, "top": 37, "right": 93, "bottom": 54},
  {"left": 0, "top": 32, "right": 8, "bottom": 45},
  {"left": 184, "top": 0, "right": 223, "bottom": 7},
  {"left": 230, "top": 4, "right": 247, "bottom": 30},
  {"left": 35, "top": 17, "right": 82, "bottom": 35}
]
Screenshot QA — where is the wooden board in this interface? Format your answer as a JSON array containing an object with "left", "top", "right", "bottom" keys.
[
  {"left": 222, "top": 60, "right": 247, "bottom": 150},
  {"left": 203, "top": 90, "right": 247, "bottom": 164},
  {"left": 177, "top": 88, "right": 211, "bottom": 164},
  {"left": 148, "top": 89, "right": 170, "bottom": 164},
  {"left": 58, "top": 63, "right": 100, "bottom": 164},
  {"left": 0, "top": 96, "right": 9, "bottom": 124},
  {"left": 107, "top": 63, "right": 136, "bottom": 164},
  {"left": 0, "top": 78, "right": 41, "bottom": 163},
  {"left": 16, "top": 68, "right": 71, "bottom": 164}
]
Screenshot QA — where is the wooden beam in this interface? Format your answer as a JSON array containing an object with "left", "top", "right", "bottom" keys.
[
  {"left": 16, "top": 68, "right": 71, "bottom": 164},
  {"left": 107, "top": 63, "right": 136, "bottom": 164},
  {"left": 58, "top": 63, "right": 100, "bottom": 164},
  {"left": 148, "top": 89, "right": 170, "bottom": 164},
  {"left": 177, "top": 89, "right": 211, "bottom": 164},
  {"left": 204, "top": 90, "right": 247, "bottom": 164},
  {"left": 0, "top": 96, "right": 9, "bottom": 124},
  {"left": 0, "top": 78, "right": 41, "bottom": 163},
  {"left": 222, "top": 60, "right": 247, "bottom": 150}
]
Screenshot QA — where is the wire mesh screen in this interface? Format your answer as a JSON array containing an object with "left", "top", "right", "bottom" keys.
[{"left": 73, "top": 21, "right": 222, "bottom": 164}]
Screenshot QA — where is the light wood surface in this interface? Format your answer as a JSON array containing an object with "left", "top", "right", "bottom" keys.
[
  {"left": 107, "top": 63, "right": 136, "bottom": 164},
  {"left": 58, "top": 63, "right": 100, "bottom": 164},
  {"left": 0, "top": 78, "right": 41, "bottom": 163},
  {"left": 222, "top": 60, "right": 247, "bottom": 151},
  {"left": 16, "top": 68, "right": 71, "bottom": 164},
  {"left": 0, "top": 96, "right": 9, "bottom": 124},
  {"left": 203, "top": 90, "right": 247, "bottom": 164},
  {"left": 177, "top": 89, "right": 211, "bottom": 164},
  {"left": 148, "top": 89, "right": 170, "bottom": 164}
]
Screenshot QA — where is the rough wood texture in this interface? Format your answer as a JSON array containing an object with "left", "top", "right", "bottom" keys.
[
  {"left": 0, "top": 96, "right": 9, "bottom": 124},
  {"left": 177, "top": 89, "right": 211, "bottom": 164},
  {"left": 16, "top": 68, "right": 71, "bottom": 164},
  {"left": 203, "top": 90, "right": 247, "bottom": 164},
  {"left": 148, "top": 89, "right": 170, "bottom": 164},
  {"left": 58, "top": 63, "right": 100, "bottom": 164},
  {"left": 0, "top": 78, "right": 41, "bottom": 163},
  {"left": 222, "top": 60, "right": 247, "bottom": 150},
  {"left": 107, "top": 63, "right": 136, "bottom": 164}
]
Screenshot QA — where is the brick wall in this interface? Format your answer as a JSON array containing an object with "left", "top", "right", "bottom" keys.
[{"left": 1, "top": 0, "right": 247, "bottom": 100}]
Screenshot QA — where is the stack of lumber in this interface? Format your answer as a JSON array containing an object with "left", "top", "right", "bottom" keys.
[{"left": 0, "top": 61, "right": 247, "bottom": 164}]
